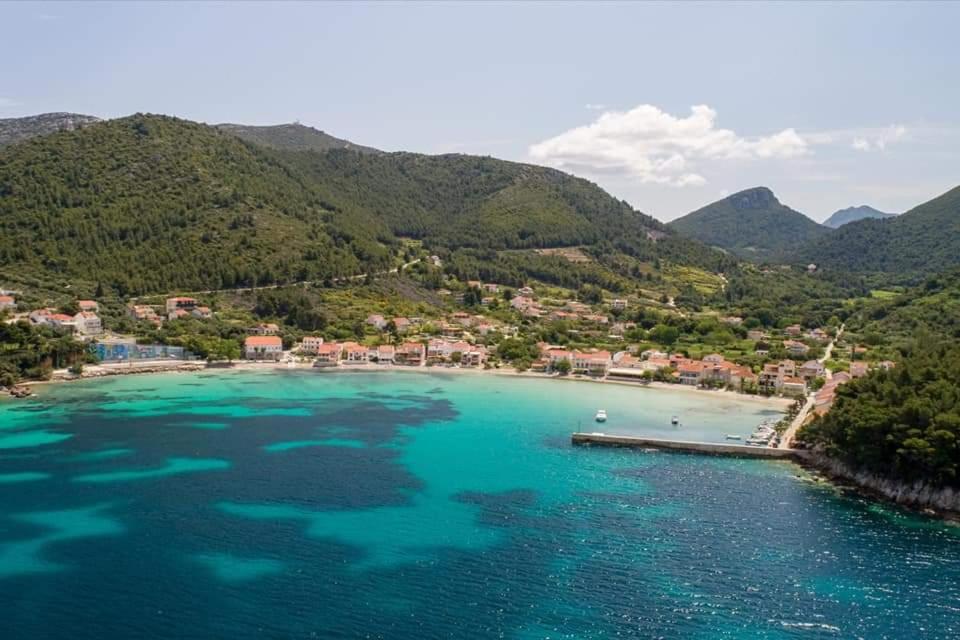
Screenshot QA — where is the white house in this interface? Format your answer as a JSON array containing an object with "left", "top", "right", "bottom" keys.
[
  {"left": 366, "top": 314, "right": 387, "bottom": 330},
  {"left": 301, "top": 336, "right": 325, "bottom": 354},
  {"left": 244, "top": 336, "right": 283, "bottom": 361},
  {"left": 73, "top": 311, "right": 103, "bottom": 336}
]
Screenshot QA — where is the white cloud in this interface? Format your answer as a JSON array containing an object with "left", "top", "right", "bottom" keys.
[
  {"left": 528, "top": 104, "right": 808, "bottom": 187},
  {"left": 851, "top": 124, "right": 907, "bottom": 152},
  {"left": 584, "top": 103, "right": 607, "bottom": 111},
  {"left": 0, "top": 97, "right": 19, "bottom": 108}
]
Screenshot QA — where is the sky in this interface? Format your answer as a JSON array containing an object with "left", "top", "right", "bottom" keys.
[{"left": 2, "top": 1, "right": 958, "bottom": 222}]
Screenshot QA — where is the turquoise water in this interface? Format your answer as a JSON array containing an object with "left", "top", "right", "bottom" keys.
[{"left": 0, "top": 369, "right": 957, "bottom": 638}]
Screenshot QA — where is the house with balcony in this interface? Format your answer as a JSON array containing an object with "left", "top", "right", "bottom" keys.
[
  {"left": 244, "top": 336, "right": 282, "bottom": 361},
  {"left": 799, "top": 360, "right": 825, "bottom": 380},
  {"left": 166, "top": 297, "right": 198, "bottom": 319},
  {"left": 313, "top": 343, "right": 342, "bottom": 366},
  {"left": 396, "top": 342, "right": 425, "bottom": 366},
  {"left": 678, "top": 361, "right": 706, "bottom": 385},
  {"left": 73, "top": 311, "right": 103, "bottom": 336},
  {"left": 374, "top": 345, "right": 395, "bottom": 364},
  {"left": 343, "top": 343, "right": 370, "bottom": 363},
  {"left": 571, "top": 350, "right": 611, "bottom": 376},
  {"left": 301, "top": 336, "right": 324, "bottom": 354}
]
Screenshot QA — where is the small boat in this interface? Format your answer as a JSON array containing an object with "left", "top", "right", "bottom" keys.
[
  {"left": 671, "top": 416, "right": 680, "bottom": 425},
  {"left": 595, "top": 409, "right": 607, "bottom": 423},
  {"left": 725, "top": 434, "right": 742, "bottom": 440}
]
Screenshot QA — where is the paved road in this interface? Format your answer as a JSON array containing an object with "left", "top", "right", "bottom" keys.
[{"left": 779, "top": 323, "right": 844, "bottom": 449}]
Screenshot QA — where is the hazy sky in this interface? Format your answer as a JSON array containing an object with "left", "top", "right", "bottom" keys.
[{"left": 2, "top": 1, "right": 958, "bottom": 222}]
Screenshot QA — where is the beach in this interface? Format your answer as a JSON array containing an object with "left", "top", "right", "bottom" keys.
[{"left": 19, "top": 358, "right": 794, "bottom": 410}]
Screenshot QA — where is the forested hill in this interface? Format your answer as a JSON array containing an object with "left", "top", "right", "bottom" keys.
[
  {"left": 668, "top": 187, "right": 830, "bottom": 261},
  {"left": 274, "top": 148, "right": 729, "bottom": 271},
  {"left": 0, "top": 114, "right": 394, "bottom": 295},
  {"left": 798, "top": 338, "right": 960, "bottom": 489},
  {"left": 0, "top": 112, "right": 731, "bottom": 297},
  {"left": 794, "top": 185, "right": 960, "bottom": 283},
  {"left": 217, "top": 122, "right": 381, "bottom": 154}
]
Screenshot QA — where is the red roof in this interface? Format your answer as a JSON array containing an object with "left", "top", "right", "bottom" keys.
[
  {"left": 245, "top": 336, "right": 281, "bottom": 347},
  {"left": 0, "top": 295, "right": 14, "bottom": 303},
  {"left": 316, "top": 343, "right": 341, "bottom": 354}
]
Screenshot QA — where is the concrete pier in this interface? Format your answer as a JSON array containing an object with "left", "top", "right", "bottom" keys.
[{"left": 572, "top": 432, "right": 807, "bottom": 460}]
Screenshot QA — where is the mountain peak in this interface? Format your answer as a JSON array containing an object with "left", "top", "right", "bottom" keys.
[
  {"left": 668, "top": 187, "right": 827, "bottom": 260},
  {"left": 823, "top": 205, "right": 897, "bottom": 228},
  {"left": 727, "top": 186, "right": 779, "bottom": 211}
]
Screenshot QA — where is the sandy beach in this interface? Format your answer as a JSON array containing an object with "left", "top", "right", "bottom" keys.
[{"left": 14, "top": 358, "right": 793, "bottom": 411}]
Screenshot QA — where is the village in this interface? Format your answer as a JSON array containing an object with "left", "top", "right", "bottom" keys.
[{"left": 0, "top": 278, "right": 891, "bottom": 418}]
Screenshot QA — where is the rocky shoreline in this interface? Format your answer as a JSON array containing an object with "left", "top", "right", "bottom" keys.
[
  {"left": 3, "top": 362, "right": 208, "bottom": 397},
  {"left": 799, "top": 451, "right": 960, "bottom": 521}
]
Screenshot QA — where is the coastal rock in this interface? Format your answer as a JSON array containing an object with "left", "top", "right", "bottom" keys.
[
  {"left": 805, "top": 452, "right": 960, "bottom": 516},
  {"left": 8, "top": 385, "right": 34, "bottom": 398}
]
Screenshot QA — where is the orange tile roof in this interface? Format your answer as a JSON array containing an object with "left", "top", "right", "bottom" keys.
[{"left": 245, "top": 336, "right": 282, "bottom": 347}]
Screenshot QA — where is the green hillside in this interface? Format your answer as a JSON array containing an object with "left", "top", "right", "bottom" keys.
[
  {"left": 796, "top": 185, "right": 960, "bottom": 283},
  {"left": 276, "top": 148, "right": 728, "bottom": 270},
  {"left": 668, "top": 187, "right": 830, "bottom": 260},
  {"left": 217, "top": 122, "right": 381, "bottom": 154},
  {"left": 0, "top": 114, "right": 393, "bottom": 295},
  {"left": 0, "top": 112, "right": 733, "bottom": 299}
]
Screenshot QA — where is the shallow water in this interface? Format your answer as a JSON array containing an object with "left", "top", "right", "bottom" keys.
[{"left": 0, "top": 369, "right": 957, "bottom": 638}]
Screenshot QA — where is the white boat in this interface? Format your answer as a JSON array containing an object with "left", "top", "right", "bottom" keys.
[
  {"left": 595, "top": 409, "right": 607, "bottom": 423},
  {"left": 725, "top": 434, "right": 742, "bottom": 440},
  {"left": 671, "top": 416, "right": 680, "bottom": 425}
]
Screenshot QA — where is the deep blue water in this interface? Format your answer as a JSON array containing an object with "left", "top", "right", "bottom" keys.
[{"left": 0, "top": 369, "right": 957, "bottom": 639}]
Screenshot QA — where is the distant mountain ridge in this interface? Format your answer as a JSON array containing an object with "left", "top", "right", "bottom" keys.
[
  {"left": 795, "top": 184, "right": 960, "bottom": 283},
  {"left": 667, "top": 187, "right": 830, "bottom": 260},
  {"left": 823, "top": 205, "right": 897, "bottom": 228},
  {"left": 216, "top": 122, "right": 381, "bottom": 154},
  {"left": 0, "top": 112, "right": 101, "bottom": 147}
]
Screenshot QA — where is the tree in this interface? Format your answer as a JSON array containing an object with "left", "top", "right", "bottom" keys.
[
  {"left": 650, "top": 324, "right": 679, "bottom": 347},
  {"left": 554, "top": 359, "right": 571, "bottom": 375}
]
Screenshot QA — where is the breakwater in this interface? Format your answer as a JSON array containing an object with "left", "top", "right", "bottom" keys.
[{"left": 571, "top": 432, "right": 806, "bottom": 459}]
